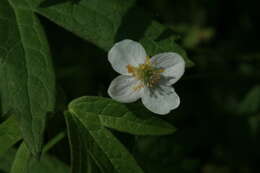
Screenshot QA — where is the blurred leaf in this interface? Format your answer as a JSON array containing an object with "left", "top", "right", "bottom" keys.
[
  {"left": 239, "top": 86, "right": 260, "bottom": 115},
  {"left": 66, "top": 103, "right": 145, "bottom": 173},
  {"left": 0, "top": 0, "right": 55, "bottom": 156},
  {"left": 30, "top": 155, "right": 69, "bottom": 173},
  {"left": 10, "top": 143, "right": 31, "bottom": 173},
  {"left": 202, "top": 164, "right": 230, "bottom": 173},
  {"left": 0, "top": 115, "right": 21, "bottom": 156},
  {"left": 69, "top": 96, "right": 176, "bottom": 135},
  {"left": 31, "top": 0, "right": 193, "bottom": 67},
  {"left": 0, "top": 149, "right": 16, "bottom": 173},
  {"left": 182, "top": 26, "right": 215, "bottom": 48},
  {"left": 10, "top": 142, "right": 69, "bottom": 173},
  {"left": 248, "top": 115, "right": 260, "bottom": 136}
]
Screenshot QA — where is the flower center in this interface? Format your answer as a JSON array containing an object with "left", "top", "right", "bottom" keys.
[{"left": 127, "top": 56, "right": 164, "bottom": 88}]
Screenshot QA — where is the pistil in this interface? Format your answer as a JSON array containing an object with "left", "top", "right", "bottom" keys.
[{"left": 127, "top": 57, "right": 164, "bottom": 89}]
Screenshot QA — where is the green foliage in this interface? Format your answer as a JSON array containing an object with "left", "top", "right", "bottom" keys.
[
  {"left": 33, "top": 0, "right": 193, "bottom": 67},
  {"left": 66, "top": 108, "right": 143, "bottom": 173},
  {"left": 0, "top": 0, "right": 259, "bottom": 172},
  {"left": 65, "top": 96, "right": 176, "bottom": 173},
  {"left": 65, "top": 111, "right": 110, "bottom": 173},
  {"left": 10, "top": 142, "right": 69, "bottom": 173},
  {"left": 0, "top": 0, "right": 185, "bottom": 170},
  {"left": 238, "top": 86, "right": 260, "bottom": 115},
  {"left": 0, "top": 149, "right": 16, "bottom": 173},
  {"left": 69, "top": 96, "right": 176, "bottom": 135},
  {"left": 0, "top": 0, "right": 55, "bottom": 156},
  {"left": 10, "top": 143, "right": 30, "bottom": 173},
  {"left": 0, "top": 115, "right": 21, "bottom": 156},
  {"left": 66, "top": 111, "right": 144, "bottom": 173}
]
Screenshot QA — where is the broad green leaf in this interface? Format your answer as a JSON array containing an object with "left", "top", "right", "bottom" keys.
[
  {"left": 65, "top": 111, "right": 105, "bottom": 173},
  {"left": 69, "top": 96, "right": 176, "bottom": 135},
  {"left": 10, "top": 143, "right": 30, "bottom": 173},
  {"left": 66, "top": 96, "right": 176, "bottom": 172},
  {"left": 0, "top": 0, "right": 55, "bottom": 156},
  {"left": 10, "top": 142, "right": 69, "bottom": 173},
  {"left": 65, "top": 112, "right": 89, "bottom": 173},
  {"left": 65, "top": 111, "right": 144, "bottom": 173},
  {"left": 0, "top": 115, "right": 22, "bottom": 156},
  {"left": 0, "top": 149, "right": 16, "bottom": 173},
  {"left": 29, "top": 0, "right": 193, "bottom": 67}
]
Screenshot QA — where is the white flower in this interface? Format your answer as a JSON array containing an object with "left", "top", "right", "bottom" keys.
[{"left": 107, "top": 39, "right": 185, "bottom": 115}]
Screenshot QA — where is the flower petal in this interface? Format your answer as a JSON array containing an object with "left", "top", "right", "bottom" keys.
[
  {"left": 151, "top": 53, "right": 185, "bottom": 85},
  {"left": 108, "top": 39, "right": 147, "bottom": 75},
  {"left": 141, "top": 86, "right": 180, "bottom": 115},
  {"left": 108, "top": 75, "right": 144, "bottom": 103}
]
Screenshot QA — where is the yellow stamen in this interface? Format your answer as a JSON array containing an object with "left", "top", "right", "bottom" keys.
[
  {"left": 133, "top": 84, "right": 144, "bottom": 91},
  {"left": 145, "top": 56, "right": 151, "bottom": 65},
  {"left": 157, "top": 69, "right": 165, "bottom": 73},
  {"left": 126, "top": 56, "right": 165, "bottom": 89},
  {"left": 127, "top": 64, "right": 135, "bottom": 73}
]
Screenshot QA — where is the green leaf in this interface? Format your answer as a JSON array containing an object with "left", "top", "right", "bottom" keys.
[
  {"left": 31, "top": 0, "right": 193, "bottom": 67},
  {"left": 29, "top": 154, "right": 70, "bottom": 173},
  {"left": 4, "top": 126, "right": 66, "bottom": 173},
  {"left": 66, "top": 96, "right": 176, "bottom": 172},
  {"left": 239, "top": 86, "right": 260, "bottom": 115},
  {"left": 0, "top": 115, "right": 22, "bottom": 156},
  {"left": 0, "top": 149, "right": 16, "bottom": 173},
  {"left": 10, "top": 142, "right": 70, "bottom": 173},
  {"left": 0, "top": 0, "right": 55, "bottom": 156},
  {"left": 69, "top": 96, "right": 176, "bottom": 135},
  {"left": 65, "top": 111, "right": 106, "bottom": 173},
  {"left": 10, "top": 143, "right": 30, "bottom": 173},
  {"left": 65, "top": 110, "right": 144, "bottom": 173}
]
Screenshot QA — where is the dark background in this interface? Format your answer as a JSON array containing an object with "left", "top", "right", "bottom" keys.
[{"left": 41, "top": 0, "right": 260, "bottom": 172}]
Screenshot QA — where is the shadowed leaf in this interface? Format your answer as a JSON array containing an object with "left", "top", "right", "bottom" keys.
[
  {"left": 0, "top": 115, "right": 21, "bottom": 156},
  {"left": 28, "top": 0, "right": 193, "bottom": 66},
  {"left": 69, "top": 96, "right": 176, "bottom": 135},
  {"left": 0, "top": 0, "right": 55, "bottom": 156}
]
